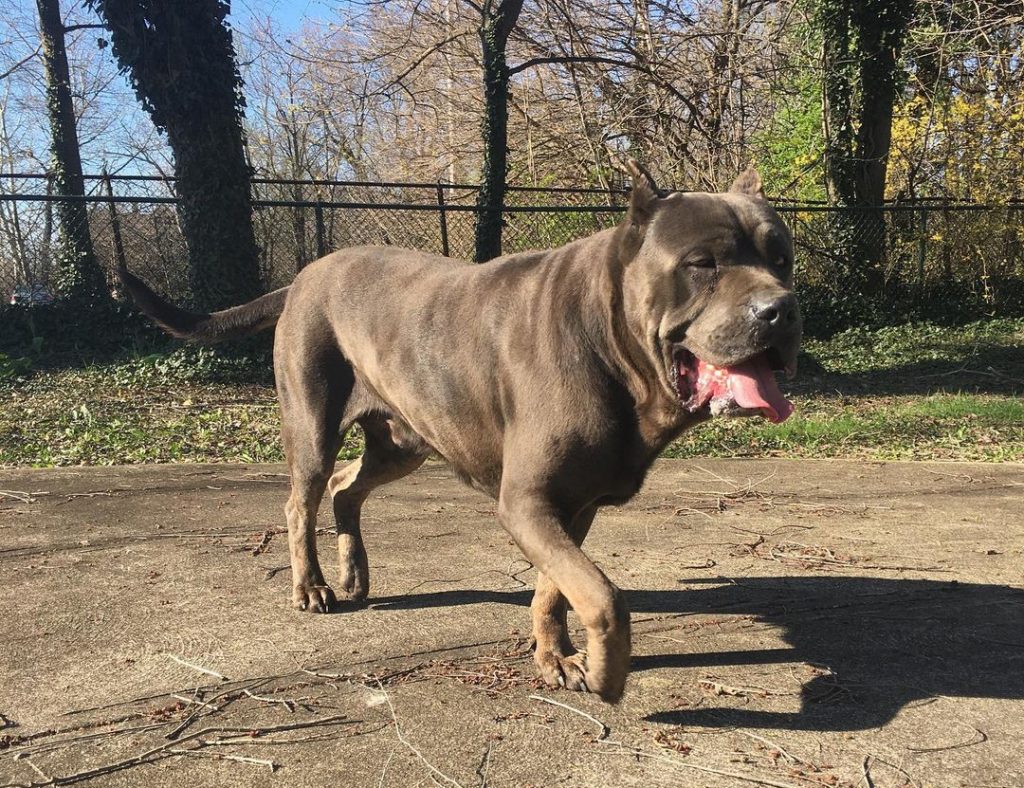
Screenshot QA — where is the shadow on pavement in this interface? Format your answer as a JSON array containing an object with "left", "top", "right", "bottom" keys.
[{"left": 372, "top": 576, "right": 1024, "bottom": 731}]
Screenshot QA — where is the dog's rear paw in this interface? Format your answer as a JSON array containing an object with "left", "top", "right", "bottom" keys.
[
  {"left": 337, "top": 560, "right": 369, "bottom": 604},
  {"left": 293, "top": 583, "right": 336, "bottom": 613},
  {"left": 535, "top": 650, "right": 590, "bottom": 693}
]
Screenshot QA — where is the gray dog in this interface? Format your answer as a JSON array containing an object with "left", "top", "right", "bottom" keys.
[{"left": 120, "top": 161, "right": 801, "bottom": 702}]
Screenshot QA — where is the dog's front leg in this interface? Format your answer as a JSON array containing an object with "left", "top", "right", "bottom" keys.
[
  {"left": 498, "top": 495, "right": 630, "bottom": 703},
  {"left": 531, "top": 507, "right": 596, "bottom": 692}
]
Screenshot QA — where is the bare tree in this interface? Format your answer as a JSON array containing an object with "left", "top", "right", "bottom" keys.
[
  {"left": 87, "top": 0, "right": 263, "bottom": 311},
  {"left": 36, "top": 0, "right": 108, "bottom": 305},
  {"left": 474, "top": 0, "right": 525, "bottom": 261}
]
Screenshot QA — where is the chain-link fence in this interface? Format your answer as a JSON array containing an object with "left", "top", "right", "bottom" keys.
[{"left": 1, "top": 175, "right": 1022, "bottom": 333}]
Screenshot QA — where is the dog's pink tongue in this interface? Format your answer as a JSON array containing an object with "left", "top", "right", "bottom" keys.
[{"left": 698, "top": 355, "right": 794, "bottom": 423}]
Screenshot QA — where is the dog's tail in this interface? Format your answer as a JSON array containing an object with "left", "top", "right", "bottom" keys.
[{"left": 117, "top": 263, "right": 289, "bottom": 344}]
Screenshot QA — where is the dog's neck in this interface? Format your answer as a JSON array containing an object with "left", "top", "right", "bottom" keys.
[{"left": 584, "top": 226, "right": 696, "bottom": 454}]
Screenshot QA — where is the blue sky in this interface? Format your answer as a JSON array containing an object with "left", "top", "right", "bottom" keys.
[{"left": 231, "top": 0, "right": 331, "bottom": 34}]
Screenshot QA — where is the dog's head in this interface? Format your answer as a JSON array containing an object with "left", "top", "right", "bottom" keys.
[{"left": 618, "top": 160, "right": 801, "bottom": 423}]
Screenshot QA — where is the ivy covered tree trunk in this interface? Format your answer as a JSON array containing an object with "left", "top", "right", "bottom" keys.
[
  {"left": 473, "top": 0, "right": 524, "bottom": 263},
  {"left": 86, "top": 0, "right": 262, "bottom": 310},
  {"left": 817, "top": 0, "right": 915, "bottom": 299},
  {"left": 853, "top": 0, "right": 915, "bottom": 298},
  {"left": 819, "top": 0, "right": 856, "bottom": 206},
  {"left": 852, "top": 0, "right": 915, "bottom": 207},
  {"left": 36, "top": 0, "right": 109, "bottom": 307}
]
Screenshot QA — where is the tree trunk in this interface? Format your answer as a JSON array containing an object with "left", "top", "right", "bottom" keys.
[
  {"left": 851, "top": 0, "right": 915, "bottom": 293},
  {"left": 817, "top": 0, "right": 915, "bottom": 297},
  {"left": 36, "top": 0, "right": 109, "bottom": 306},
  {"left": 473, "top": 0, "right": 524, "bottom": 263},
  {"left": 87, "top": 0, "right": 262, "bottom": 311},
  {"left": 818, "top": 0, "right": 856, "bottom": 206},
  {"left": 852, "top": 0, "right": 914, "bottom": 206}
]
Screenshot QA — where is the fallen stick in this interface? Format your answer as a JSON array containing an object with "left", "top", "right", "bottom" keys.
[
  {"left": 168, "top": 655, "right": 227, "bottom": 682},
  {"left": 529, "top": 694, "right": 609, "bottom": 740},
  {"left": 378, "top": 681, "right": 464, "bottom": 788},
  {"left": 596, "top": 738, "right": 803, "bottom": 788},
  {"left": 165, "top": 679, "right": 270, "bottom": 740},
  {"left": 167, "top": 748, "right": 276, "bottom": 771},
  {"left": 18, "top": 714, "right": 350, "bottom": 786}
]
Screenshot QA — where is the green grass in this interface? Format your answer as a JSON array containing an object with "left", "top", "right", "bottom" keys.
[
  {"left": 2, "top": 319, "right": 1022, "bottom": 466},
  {"left": 665, "top": 394, "right": 1023, "bottom": 462}
]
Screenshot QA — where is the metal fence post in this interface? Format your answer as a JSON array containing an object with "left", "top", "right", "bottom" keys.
[
  {"left": 436, "top": 183, "right": 450, "bottom": 257},
  {"left": 917, "top": 206, "right": 927, "bottom": 296},
  {"left": 101, "top": 169, "right": 128, "bottom": 276},
  {"left": 314, "top": 203, "right": 326, "bottom": 259}
]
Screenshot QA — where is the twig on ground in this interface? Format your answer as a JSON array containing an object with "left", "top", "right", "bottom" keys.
[
  {"left": 596, "top": 738, "right": 802, "bottom": 788},
  {"left": 301, "top": 667, "right": 351, "bottom": 680},
  {"left": 764, "top": 541, "right": 950, "bottom": 573},
  {"left": 529, "top": 694, "right": 609, "bottom": 740},
  {"left": 262, "top": 564, "right": 290, "bottom": 580},
  {"left": 923, "top": 468, "right": 980, "bottom": 483},
  {"left": 506, "top": 559, "right": 534, "bottom": 590},
  {"left": 907, "top": 726, "right": 987, "bottom": 753},
  {"left": 249, "top": 529, "right": 276, "bottom": 555},
  {"left": 867, "top": 755, "right": 921, "bottom": 788},
  {"left": 167, "top": 655, "right": 228, "bottom": 682},
  {"left": 860, "top": 755, "right": 875, "bottom": 788},
  {"left": 737, "top": 730, "right": 803, "bottom": 764},
  {"left": 206, "top": 722, "right": 388, "bottom": 746},
  {"left": 0, "top": 490, "right": 46, "bottom": 504},
  {"left": 15, "top": 714, "right": 349, "bottom": 786},
  {"left": 13, "top": 754, "right": 50, "bottom": 782},
  {"left": 170, "top": 694, "right": 219, "bottom": 712},
  {"left": 377, "top": 680, "right": 465, "bottom": 788},
  {"left": 699, "top": 679, "right": 791, "bottom": 698},
  {"left": 165, "top": 679, "right": 270, "bottom": 740},
  {"left": 168, "top": 748, "right": 276, "bottom": 771},
  {"left": 242, "top": 688, "right": 296, "bottom": 712},
  {"left": 475, "top": 739, "right": 493, "bottom": 787},
  {"left": 378, "top": 750, "right": 396, "bottom": 788},
  {"left": 673, "top": 506, "right": 716, "bottom": 520},
  {"left": 6, "top": 722, "right": 169, "bottom": 758}
]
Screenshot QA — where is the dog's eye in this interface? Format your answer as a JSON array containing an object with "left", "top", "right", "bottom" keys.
[
  {"left": 688, "top": 258, "right": 716, "bottom": 269},
  {"left": 774, "top": 255, "right": 790, "bottom": 269}
]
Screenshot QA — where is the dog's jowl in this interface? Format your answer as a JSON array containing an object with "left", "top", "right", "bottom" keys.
[{"left": 121, "top": 161, "right": 801, "bottom": 703}]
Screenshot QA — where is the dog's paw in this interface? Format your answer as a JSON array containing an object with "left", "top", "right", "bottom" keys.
[
  {"left": 292, "top": 583, "right": 336, "bottom": 613},
  {"left": 336, "top": 558, "right": 369, "bottom": 604},
  {"left": 584, "top": 663, "right": 627, "bottom": 704},
  {"left": 580, "top": 634, "right": 629, "bottom": 704},
  {"left": 535, "top": 650, "right": 590, "bottom": 693}
]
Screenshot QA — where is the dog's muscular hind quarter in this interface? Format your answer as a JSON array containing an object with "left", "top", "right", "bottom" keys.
[{"left": 120, "top": 161, "right": 802, "bottom": 703}]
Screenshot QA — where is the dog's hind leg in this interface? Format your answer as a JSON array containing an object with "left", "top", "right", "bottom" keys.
[
  {"left": 328, "top": 416, "right": 428, "bottom": 603},
  {"left": 277, "top": 341, "right": 351, "bottom": 614},
  {"left": 531, "top": 507, "right": 596, "bottom": 692}
]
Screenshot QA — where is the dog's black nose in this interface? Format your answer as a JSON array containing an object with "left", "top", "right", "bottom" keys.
[{"left": 751, "top": 294, "right": 798, "bottom": 327}]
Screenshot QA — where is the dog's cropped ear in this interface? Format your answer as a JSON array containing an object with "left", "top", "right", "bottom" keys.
[
  {"left": 730, "top": 168, "right": 765, "bottom": 199},
  {"left": 625, "top": 158, "right": 660, "bottom": 229}
]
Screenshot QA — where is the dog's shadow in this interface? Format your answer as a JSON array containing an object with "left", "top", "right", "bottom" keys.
[{"left": 371, "top": 576, "right": 1024, "bottom": 731}]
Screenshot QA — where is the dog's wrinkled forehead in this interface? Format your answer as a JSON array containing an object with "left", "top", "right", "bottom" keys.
[{"left": 649, "top": 191, "right": 792, "bottom": 268}]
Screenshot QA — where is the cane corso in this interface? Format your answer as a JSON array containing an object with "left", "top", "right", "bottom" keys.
[{"left": 120, "top": 162, "right": 801, "bottom": 702}]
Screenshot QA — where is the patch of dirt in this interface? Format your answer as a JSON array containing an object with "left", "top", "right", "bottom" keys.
[{"left": 1, "top": 458, "right": 1022, "bottom": 787}]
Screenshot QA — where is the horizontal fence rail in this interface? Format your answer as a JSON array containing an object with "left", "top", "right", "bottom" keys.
[{"left": 1, "top": 176, "right": 1022, "bottom": 333}]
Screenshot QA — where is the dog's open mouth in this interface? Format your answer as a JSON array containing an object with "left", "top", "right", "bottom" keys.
[{"left": 672, "top": 348, "right": 794, "bottom": 424}]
